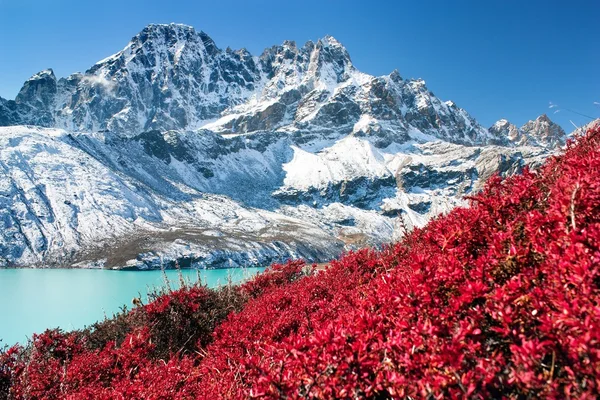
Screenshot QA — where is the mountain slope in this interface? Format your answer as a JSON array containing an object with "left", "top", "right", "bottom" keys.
[
  {"left": 0, "top": 126, "right": 347, "bottom": 268},
  {"left": 0, "top": 124, "right": 548, "bottom": 268}
]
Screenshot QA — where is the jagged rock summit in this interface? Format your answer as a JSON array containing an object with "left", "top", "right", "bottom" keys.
[
  {"left": 490, "top": 114, "right": 567, "bottom": 148},
  {"left": 0, "top": 24, "right": 568, "bottom": 269},
  {"left": 1, "top": 23, "right": 498, "bottom": 146}
]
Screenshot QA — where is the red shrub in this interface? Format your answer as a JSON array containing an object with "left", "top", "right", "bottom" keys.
[
  {"left": 227, "top": 126, "right": 600, "bottom": 399},
  {"left": 239, "top": 259, "right": 309, "bottom": 299}
]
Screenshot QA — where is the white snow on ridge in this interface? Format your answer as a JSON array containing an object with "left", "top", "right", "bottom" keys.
[{"left": 282, "top": 137, "right": 390, "bottom": 190}]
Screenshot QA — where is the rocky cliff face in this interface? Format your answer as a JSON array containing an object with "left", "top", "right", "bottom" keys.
[
  {"left": 520, "top": 114, "right": 567, "bottom": 147},
  {"left": 0, "top": 24, "right": 567, "bottom": 269}
]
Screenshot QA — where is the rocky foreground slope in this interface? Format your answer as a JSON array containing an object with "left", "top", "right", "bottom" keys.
[{"left": 0, "top": 23, "right": 569, "bottom": 268}]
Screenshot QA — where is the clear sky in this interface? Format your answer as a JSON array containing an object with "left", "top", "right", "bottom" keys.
[{"left": 0, "top": 0, "right": 597, "bottom": 131}]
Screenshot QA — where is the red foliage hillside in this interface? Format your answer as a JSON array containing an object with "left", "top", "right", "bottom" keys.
[{"left": 2, "top": 125, "right": 600, "bottom": 399}]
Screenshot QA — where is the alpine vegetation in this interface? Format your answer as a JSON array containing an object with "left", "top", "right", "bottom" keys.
[{"left": 1, "top": 123, "right": 599, "bottom": 399}]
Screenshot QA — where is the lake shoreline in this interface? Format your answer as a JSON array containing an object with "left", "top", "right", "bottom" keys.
[{"left": 0, "top": 267, "right": 264, "bottom": 346}]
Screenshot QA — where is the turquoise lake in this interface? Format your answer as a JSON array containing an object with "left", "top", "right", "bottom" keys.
[{"left": 0, "top": 268, "right": 264, "bottom": 347}]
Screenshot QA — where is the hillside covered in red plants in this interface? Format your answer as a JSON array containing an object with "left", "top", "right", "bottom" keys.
[{"left": 2, "top": 125, "right": 600, "bottom": 399}]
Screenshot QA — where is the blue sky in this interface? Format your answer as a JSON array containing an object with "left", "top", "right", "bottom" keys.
[{"left": 0, "top": 0, "right": 597, "bottom": 131}]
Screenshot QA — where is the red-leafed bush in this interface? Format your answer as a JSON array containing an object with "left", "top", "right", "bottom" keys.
[
  {"left": 239, "top": 259, "right": 309, "bottom": 299},
  {"left": 219, "top": 125, "right": 600, "bottom": 399},
  {"left": 2, "top": 125, "right": 600, "bottom": 399}
]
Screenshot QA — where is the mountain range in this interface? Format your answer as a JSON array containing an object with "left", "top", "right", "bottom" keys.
[{"left": 0, "top": 23, "right": 569, "bottom": 269}]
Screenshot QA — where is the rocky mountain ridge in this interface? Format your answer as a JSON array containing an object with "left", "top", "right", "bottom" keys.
[
  {"left": 1, "top": 24, "right": 498, "bottom": 143},
  {"left": 489, "top": 114, "right": 567, "bottom": 148}
]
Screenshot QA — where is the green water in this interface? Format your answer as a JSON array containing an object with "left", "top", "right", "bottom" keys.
[{"left": 0, "top": 268, "right": 263, "bottom": 347}]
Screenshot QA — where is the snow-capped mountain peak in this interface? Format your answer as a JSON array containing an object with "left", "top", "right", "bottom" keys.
[
  {"left": 489, "top": 118, "right": 521, "bottom": 143},
  {"left": 490, "top": 114, "right": 566, "bottom": 148},
  {"left": 1, "top": 23, "right": 504, "bottom": 146},
  {"left": 16, "top": 69, "right": 57, "bottom": 106},
  {"left": 520, "top": 114, "right": 566, "bottom": 147}
]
